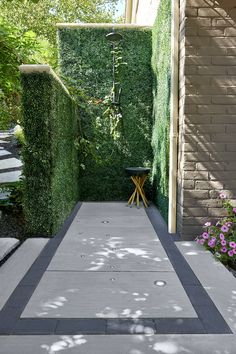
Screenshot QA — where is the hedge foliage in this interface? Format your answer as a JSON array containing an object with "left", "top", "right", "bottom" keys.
[
  {"left": 151, "top": 0, "right": 171, "bottom": 221},
  {"left": 21, "top": 72, "right": 79, "bottom": 236},
  {"left": 58, "top": 27, "right": 153, "bottom": 201}
]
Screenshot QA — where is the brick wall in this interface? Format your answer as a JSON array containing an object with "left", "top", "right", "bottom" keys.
[{"left": 178, "top": 0, "right": 236, "bottom": 240}]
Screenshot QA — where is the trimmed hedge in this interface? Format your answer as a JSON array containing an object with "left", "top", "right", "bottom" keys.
[
  {"left": 58, "top": 27, "right": 153, "bottom": 201},
  {"left": 21, "top": 72, "right": 79, "bottom": 236},
  {"left": 151, "top": 0, "right": 171, "bottom": 221}
]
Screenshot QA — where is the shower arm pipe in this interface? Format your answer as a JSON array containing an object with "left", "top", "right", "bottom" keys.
[{"left": 168, "top": 0, "right": 179, "bottom": 234}]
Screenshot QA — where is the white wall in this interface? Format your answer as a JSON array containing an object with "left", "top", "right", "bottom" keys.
[{"left": 130, "top": 0, "right": 160, "bottom": 26}]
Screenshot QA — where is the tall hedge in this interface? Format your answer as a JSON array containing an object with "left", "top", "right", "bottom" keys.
[
  {"left": 21, "top": 72, "right": 79, "bottom": 236},
  {"left": 58, "top": 27, "right": 153, "bottom": 201},
  {"left": 151, "top": 0, "right": 171, "bottom": 221}
]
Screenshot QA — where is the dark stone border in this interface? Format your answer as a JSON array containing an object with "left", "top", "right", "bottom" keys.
[
  {"left": 146, "top": 204, "right": 232, "bottom": 334},
  {"left": 0, "top": 202, "right": 232, "bottom": 335},
  {"left": 0, "top": 202, "right": 82, "bottom": 334}
]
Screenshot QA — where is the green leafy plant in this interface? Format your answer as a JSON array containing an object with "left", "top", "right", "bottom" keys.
[
  {"left": 0, "top": 180, "right": 24, "bottom": 214},
  {"left": 58, "top": 27, "right": 153, "bottom": 201},
  {"left": 151, "top": 0, "right": 171, "bottom": 222},
  {"left": 0, "top": 17, "right": 55, "bottom": 129},
  {"left": 21, "top": 72, "right": 79, "bottom": 236},
  {"left": 196, "top": 193, "right": 236, "bottom": 269},
  {"left": 14, "top": 124, "right": 25, "bottom": 146}
]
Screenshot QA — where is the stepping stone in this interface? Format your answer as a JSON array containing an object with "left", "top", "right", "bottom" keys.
[
  {"left": 0, "top": 171, "right": 21, "bottom": 184},
  {"left": 0, "top": 158, "right": 22, "bottom": 170},
  {"left": 0, "top": 238, "right": 20, "bottom": 262},
  {"left": 0, "top": 239, "right": 48, "bottom": 311},
  {"left": 0, "top": 150, "right": 11, "bottom": 157},
  {"left": 0, "top": 133, "right": 12, "bottom": 139}
]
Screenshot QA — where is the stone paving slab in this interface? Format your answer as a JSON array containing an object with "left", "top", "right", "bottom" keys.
[
  {"left": 22, "top": 271, "right": 197, "bottom": 318},
  {"left": 0, "top": 239, "right": 48, "bottom": 311},
  {"left": 0, "top": 150, "right": 11, "bottom": 157},
  {"left": 177, "top": 241, "right": 236, "bottom": 333},
  {"left": 68, "top": 223, "right": 159, "bottom": 242},
  {"left": 0, "top": 157, "right": 22, "bottom": 170},
  {"left": 0, "top": 334, "right": 236, "bottom": 354},
  {"left": 0, "top": 170, "right": 21, "bottom": 183},
  {"left": 48, "top": 238, "right": 173, "bottom": 271},
  {"left": 0, "top": 238, "right": 20, "bottom": 262}
]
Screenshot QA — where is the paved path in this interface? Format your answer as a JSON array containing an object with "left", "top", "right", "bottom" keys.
[
  {"left": 0, "top": 131, "right": 22, "bottom": 185},
  {"left": 0, "top": 202, "right": 236, "bottom": 353}
]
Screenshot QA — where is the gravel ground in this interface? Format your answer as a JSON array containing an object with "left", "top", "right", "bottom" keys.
[{"left": 0, "top": 211, "right": 26, "bottom": 241}]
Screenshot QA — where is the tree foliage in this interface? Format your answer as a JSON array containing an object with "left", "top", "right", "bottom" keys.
[
  {"left": 0, "top": 0, "right": 120, "bottom": 129},
  {"left": 0, "top": 17, "right": 49, "bottom": 128},
  {"left": 0, "top": 0, "right": 118, "bottom": 46}
]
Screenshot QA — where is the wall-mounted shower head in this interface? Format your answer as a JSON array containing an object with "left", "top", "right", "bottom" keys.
[{"left": 106, "top": 32, "right": 123, "bottom": 43}]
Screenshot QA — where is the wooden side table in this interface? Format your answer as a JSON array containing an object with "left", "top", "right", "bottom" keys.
[{"left": 125, "top": 167, "right": 150, "bottom": 208}]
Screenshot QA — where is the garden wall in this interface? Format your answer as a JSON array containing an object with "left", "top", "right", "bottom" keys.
[
  {"left": 57, "top": 25, "right": 153, "bottom": 201},
  {"left": 151, "top": 0, "right": 171, "bottom": 222},
  {"left": 178, "top": 0, "right": 236, "bottom": 240},
  {"left": 20, "top": 65, "right": 79, "bottom": 236}
]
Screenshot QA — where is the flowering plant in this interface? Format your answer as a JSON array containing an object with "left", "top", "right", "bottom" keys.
[{"left": 196, "top": 193, "right": 236, "bottom": 267}]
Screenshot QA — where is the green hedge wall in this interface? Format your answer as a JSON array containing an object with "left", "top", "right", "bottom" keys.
[
  {"left": 58, "top": 27, "right": 153, "bottom": 201},
  {"left": 21, "top": 72, "right": 79, "bottom": 236},
  {"left": 151, "top": 0, "right": 171, "bottom": 221}
]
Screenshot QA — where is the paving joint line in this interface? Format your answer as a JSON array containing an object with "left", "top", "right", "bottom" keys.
[{"left": 0, "top": 202, "right": 232, "bottom": 335}]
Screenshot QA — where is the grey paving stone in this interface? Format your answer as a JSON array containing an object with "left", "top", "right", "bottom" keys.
[
  {"left": 0, "top": 157, "right": 22, "bottom": 170},
  {"left": 55, "top": 319, "right": 106, "bottom": 334},
  {"left": 0, "top": 238, "right": 20, "bottom": 262},
  {"left": 0, "top": 334, "right": 236, "bottom": 354},
  {"left": 107, "top": 319, "right": 156, "bottom": 334},
  {"left": 0, "top": 150, "right": 11, "bottom": 157},
  {"left": 0, "top": 239, "right": 48, "bottom": 310},
  {"left": 154, "top": 318, "right": 205, "bottom": 334},
  {"left": 48, "top": 238, "right": 173, "bottom": 272},
  {"left": 13, "top": 319, "right": 57, "bottom": 334},
  {"left": 22, "top": 271, "right": 197, "bottom": 319},
  {"left": 177, "top": 241, "right": 236, "bottom": 333},
  {"left": 0, "top": 133, "right": 12, "bottom": 138},
  {"left": 0, "top": 170, "right": 21, "bottom": 183}
]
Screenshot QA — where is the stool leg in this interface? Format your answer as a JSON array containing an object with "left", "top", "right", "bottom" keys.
[
  {"left": 131, "top": 175, "right": 148, "bottom": 208},
  {"left": 136, "top": 177, "right": 140, "bottom": 208}
]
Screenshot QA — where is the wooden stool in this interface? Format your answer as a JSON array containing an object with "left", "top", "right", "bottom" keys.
[{"left": 125, "top": 167, "right": 150, "bottom": 208}]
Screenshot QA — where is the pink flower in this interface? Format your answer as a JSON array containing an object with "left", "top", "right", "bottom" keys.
[
  {"left": 226, "top": 222, "right": 232, "bottom": 228},
  {"left": 228, "top": 250, "right": 234, "bottom": 257},
  {"left": 202, "top": 232, "right": 209, "bottom": 239},
  {"left": 233, "top": 249, "right": 236, "bottom": 254},
  {"left": 221, "top": 240, "right": 227, "bottom": 246},
  {"left": 229, "top": 242, "right": 236, "bottom": 248},
  {"left": 204, "top": 222, "right": 211, "bottom": 227},
  {"left": 221, "top": 247, "right": 227, "bottom": 253},
  {"left": 208, "top": 241, "right": 215, "bottom": 248},
  {"left": 221, "top": 225, "right": 229, "bottom": 233},
  {"left": 233, "top": 208, "right": 236, "bottom": 213},
  {"left": 220, "top": 233, "right": 225, "bottom": 240},
  {"left": 219, "top": 192, "right": 227, "bottom": 199},
  {"left": 199, "top": 239, "right": 205, "bottom": 245}
]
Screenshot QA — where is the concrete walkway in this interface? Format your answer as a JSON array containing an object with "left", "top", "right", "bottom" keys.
[{"left": 0, "top": 202, "right": 236, "bottom": 353}]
